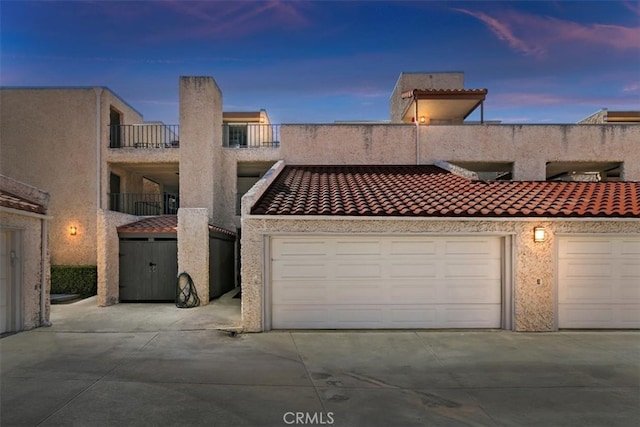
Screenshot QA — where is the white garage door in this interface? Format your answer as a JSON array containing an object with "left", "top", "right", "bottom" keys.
[
  {"left": 270, "top": 235, "right": 503, "bottom": 329},
  {"left": 558, "top": 236, "right": 640, "bottom": 329}
]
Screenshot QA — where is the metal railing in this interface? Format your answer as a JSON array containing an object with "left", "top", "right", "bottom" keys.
[
  {"left": 109, "top": 193, "right": 179, "bottom": 215},
  {"left": 222, "top": 124, "right": 280, "bottom": 148},
  {"left": 109, "top": 124, "right": 180, "bottom": 148}
]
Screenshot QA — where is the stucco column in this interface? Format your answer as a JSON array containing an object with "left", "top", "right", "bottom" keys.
[
  {"left": 178, "top": 208, "right": 210, "bottom": 305},
  {"left": 97, "top": 209, "right": 138, "bottom": 306},
  {"left": 512, "top": 159, "right": 547, "bottom": 181},
  {"left": 179, "top": 76, "right": 223, "bottom": 221}
]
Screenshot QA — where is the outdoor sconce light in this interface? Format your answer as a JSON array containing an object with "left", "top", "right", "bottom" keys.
[
  {"left": 419, "top": 116, "right": 426, "bottom": 124},
  {"left": 533, "top": 227, "right": 545, "bottom": 242},
  {"left": 259, "top": 117, "right": 265, "bottom": 124},
  {"left": 70, "top": 226, "right": 77, "bottom": 236}
]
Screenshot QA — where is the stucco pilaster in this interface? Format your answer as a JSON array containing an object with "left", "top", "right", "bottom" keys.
[
  {"left": 178, "top": 208, "right": 210, "bottom": 305},
  {"left": 96, "top": 209, "right": 138, "bottom": 306},
  {"left": 179, "top": 76, "right": 223, "bottom": 222}
]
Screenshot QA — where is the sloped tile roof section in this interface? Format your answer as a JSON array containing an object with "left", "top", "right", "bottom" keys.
[
  {"left": 117, "top": 215, "right": 236, "bottom": 237},
  {"left": 251, "top": 165, "right": 640, "bottom": 218},
  {"left": 0, "top": 190, "right": 46, "bottom": 214}
]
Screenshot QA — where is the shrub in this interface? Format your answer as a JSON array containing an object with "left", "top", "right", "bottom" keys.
[{"left": 51, "top": 265, "right": 97, "bottom": 297}]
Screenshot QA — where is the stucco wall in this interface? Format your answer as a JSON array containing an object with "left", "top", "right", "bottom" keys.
[
  {"left": 96, "top": 209, "right": 138, "bottom": 306},
  {"left": 179, "top": 77, "right": 223, "bottom": 222},
  {"left": 279, "top": 124, "right": 417, "bottom": 165},
  {"left": 390, "top": 72, "right": 465, "bottom": 122},
  {"left": 219, "top": 149, "right": 282, "bottom": 230},
  {"left": 420, "top": 124, "right": 640, "bottom": 181},
  {"left": 1, "top": 88, "right": 143, "bottom": 265},
  {"left": 240, "top": 216, "right": 640, "bottom": 332},
  {"left": 0, "top": 212, "right": 49, "bottom": 330},
  {"left": 272, "top": 123, "right": 639, "bottom": 181}
]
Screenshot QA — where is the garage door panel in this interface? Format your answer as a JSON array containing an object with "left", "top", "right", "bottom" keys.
[
  {"left": 560, "top": 240, "right": 613, "bottom": 256},
  {"left": 272, "top": 282, "right": 329, "bottom": 304},
  {"left": 562, "top": 262, "right": 612, "bottom": 278},
  {"left": 390, "top": 308, "right": 438, "bottom": 325},
  {"left": 559, "top": 280, "right": 613, "bottom": 301},
  {"left": 273, "top": 304, "right": 502, "bottom": 329},
  {"left": 390, "top": 281, "right": 438, "bottom": 301},
  {"left": 620, "top": 241, "right": 640, "bottom": 255},
  {"left": 390, "top": 240, "right": 437, "bottom": 255},
  {"left": 445, "top": 238, "right": 500, "bottom": 255},
  {"left": 620, "top": 262, "right": 640, "bottom": 278},
  {"left": 620, "top": 306, "right": 640, "bottom": 324},
  {"left": 620, "top": 282, "right": 640, "bottom": 300},
  {"left": 558, "top": 236, "right": 640, "bottom": 329},
  {"left": 445, "top": 259, "right": 501, "bottom": 278},
  {"left": 272, "top": 240, "right": 327, "bottom": 257},
  {"left": 335, "top": 283, "right": 385, "bottom": 304},
  {"left": 335, "top": 262, "right": 381, "bottom": 278},
  {"left": 558, "top": 305, "right": 613, "bottom": 327},
  {"left": 560, "top": 304, "right": 640, "bottom": 328},
  {"left": 443, "top": 305, "right": 501, "bottom": 327},
  {"left": 444, "top": 280, "right": 501, "bottom": 302},
  {"left": 271, "top": 235, "right": 503, "bottom": 329},
  {"left": 272, "top": 262, "right": 328, "bottom": 279},
  {"left": 335, "top": 240, "right": 381, "bottom": 255},
  {"left": 273, "top": 306, "right": 330, "bottom": 328},
  {"left": 389, "top": 262, "right": 438, "bottom": 278}
]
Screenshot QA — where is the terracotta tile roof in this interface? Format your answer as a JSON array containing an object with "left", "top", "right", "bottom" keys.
[
  {"left": 117, "top": 215, "right": 236, "bottom": 237},
  {"left": 251, "top": 165, "right": 640, "bottom": 218},
  {"left": 0, "top": 190, "right": 46, "bottom": 214}
]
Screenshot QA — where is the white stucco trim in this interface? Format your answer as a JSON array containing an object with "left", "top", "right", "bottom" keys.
[
  {"left": 262, "top": 235, "right": 272, "bottom": 331},
  {"left": 0, "top": 206, "right": 53, "bottom": 220},
  {"left": 257, "top": 230, "right": 516, "bottom": 237},
  {"left": 244, "top": 215, "right": 640, "bottom": 223},
  {"left": 241, "top": 160, "right": 285, "bottom": 217}
]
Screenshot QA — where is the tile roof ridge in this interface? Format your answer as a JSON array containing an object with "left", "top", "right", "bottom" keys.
[{"left": 433, "top": 160, "right": 478, "bottom": 180}]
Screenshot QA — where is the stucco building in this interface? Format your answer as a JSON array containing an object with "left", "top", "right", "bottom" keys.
[{"left": 1, "top": 72, "right": 639, "bottom": 332}]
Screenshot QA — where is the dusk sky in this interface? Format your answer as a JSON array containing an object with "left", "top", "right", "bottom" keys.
[{"left": 1, "top": 0, "right": 639, "bottom": 125}]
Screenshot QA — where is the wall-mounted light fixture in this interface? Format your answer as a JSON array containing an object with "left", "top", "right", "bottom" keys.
[
  {"left": 533, "top": 227, "right": 545, "bottom": 242},
  {"left": 259, "top": 117, "right": 265, "bottom": 124},
  {"left": 419, "top": 116, "right": 426, "bottom": 124},
  {"left": 70, "top": 226, "right": 77, "bottom": 236}
]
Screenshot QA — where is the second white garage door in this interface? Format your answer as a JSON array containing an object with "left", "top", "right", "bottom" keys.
[
  {"left": 270, "top": 235, "right": 503, "bottom": 329},
  {"left": 558, "top": 236, "right": 640, "bottom": 329}
]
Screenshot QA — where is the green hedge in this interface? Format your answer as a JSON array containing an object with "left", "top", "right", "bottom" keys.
[{"left": 51, "top": 265, "right": 97, "bottom": 297}]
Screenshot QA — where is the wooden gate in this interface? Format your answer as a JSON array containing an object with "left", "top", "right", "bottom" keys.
[{"left": 119, "top": 238, "right": 177, "bottom": 301}]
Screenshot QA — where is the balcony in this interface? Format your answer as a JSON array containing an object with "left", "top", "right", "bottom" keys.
[
  {"left": 109, "top": 124, "right": 180, "bottom": 149},
  {"left": 109, "top": 193, "right": 179, "bottom": 215},
  {"left": 222, "top": 124, "right": 280, "bottom": 148}
]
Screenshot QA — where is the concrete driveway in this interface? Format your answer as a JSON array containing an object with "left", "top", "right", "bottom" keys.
[{"left": 1, "top": 298, "right": 639, "bottom": 427}]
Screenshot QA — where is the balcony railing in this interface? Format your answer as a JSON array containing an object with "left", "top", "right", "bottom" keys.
[
  {"left": 109, "top": 193, "right": 179, "bottom": 215},
  {"left": 109, "top": 124, "right": 180, "bottom": 148},
  {"left": 222, "top": 124, "right": 280, "bottom": 148}
]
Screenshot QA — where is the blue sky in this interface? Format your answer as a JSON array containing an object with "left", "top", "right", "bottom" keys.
[{"left": 1, "top": 0, "right": 639, "bottom": 125}]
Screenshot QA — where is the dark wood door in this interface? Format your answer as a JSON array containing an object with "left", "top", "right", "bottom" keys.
[
  {"left": 119, "top": 239, "right": 177, "bottom": 301},
  {"left": 109, "top": 108, "right": 122, "bottom": 148}
]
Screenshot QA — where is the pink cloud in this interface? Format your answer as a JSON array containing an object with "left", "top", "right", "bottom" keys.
[
  {"left": 491, "top": 91, "right": 640, "bottom": 109},
  {"left": 158, "top": 0, "right": 312, "bottom": 40},
  {"left": 453, "top": 8, "right": 543, "bottom": 57},
  {"left": 453, "top": 7, "right": 640, "bottom": 58},
  {"left": 623, "top": 82, "right": 640, "bottom": 93}
]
